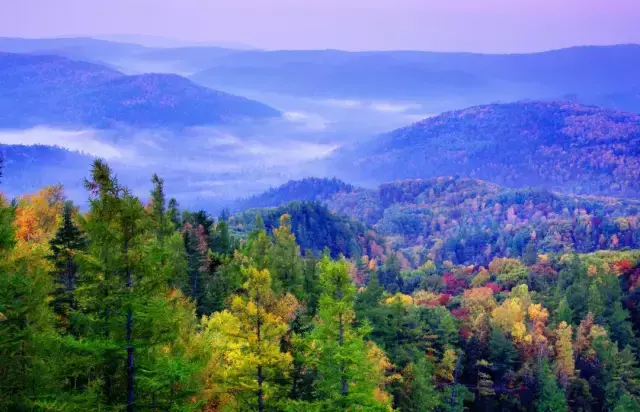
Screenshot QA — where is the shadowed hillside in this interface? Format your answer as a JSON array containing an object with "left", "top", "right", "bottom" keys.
[{"left": 333, "top": 101, "right": 640, "bottom": 198}]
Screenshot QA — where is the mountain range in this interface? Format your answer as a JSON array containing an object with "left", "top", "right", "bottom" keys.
[
  {"left": 0, "top": 52, "right": 280, "bottom": 129},
  {"left": 1, "top": 38, "right": 639, "bottom": 113},
  {"left": 190, "top": 45, "right": 640, "bottom": 111}
]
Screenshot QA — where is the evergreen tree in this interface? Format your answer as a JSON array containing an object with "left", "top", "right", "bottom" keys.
[
  {"left": 536, "top": 360, "right": 568, "bottom": 412},
  {"left": 167, "top": 197, "right": 181, "bottom": 230},
  {"left": 48, "top": 201, "right": 87, "bottom": 335},
  {"left": 306, "top": 256, "right": 391, "bottom": 410},
  {"left": 268, "top": 214, "right": 303, "bottom": 297},
  {"left": 400, "top": 356, "right": 442, "bottom": 411}
]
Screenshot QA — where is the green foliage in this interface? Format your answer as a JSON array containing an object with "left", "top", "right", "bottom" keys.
[{"left": 5, "top": 160, "right": 640, "bottom": 411}]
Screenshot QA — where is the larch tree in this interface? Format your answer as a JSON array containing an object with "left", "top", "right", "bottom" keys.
[{"left": 202, "top": 266, "right": 298, "bottom": 411}]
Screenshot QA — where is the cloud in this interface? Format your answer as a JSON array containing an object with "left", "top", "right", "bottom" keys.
[
  {"left": 0, "top": 127, "right": 122, "bottom": 159},
  {"left": 283, "top": 111, "right": 328, "bottom": 131},
  {"left": 319, "top": 99, "right": 363, "bottom": 109},
  {"left": 314, "top": 98, "right": 423, "bottom": 114},
  {"left": 370, "top": 102, "right": 422, "bottom": 113}
]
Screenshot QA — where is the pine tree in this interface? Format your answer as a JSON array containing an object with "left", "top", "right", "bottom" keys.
[
  {"left": 307, "top": 256, "right": 391, "bottom": 410},
  {"left": 536, "top": 360, "right": 568, "bottom": 412},
  {"left": 268, "top": 214, "right": 303, "bottom": 297},
  {"left": 48, "top": 201, "right": 87, "bottom": 334},
  {"left": 150, "top": 173, "right": 170, "bottom": 240},
  {"left": 400, "top": 356, "right": 442, "bottom": 412},
  {"left": 166, "top": 197, "right": 181, "bottom": 230},
  {"left": 0, "top": 199, "right": 57, "bottom": 410}
]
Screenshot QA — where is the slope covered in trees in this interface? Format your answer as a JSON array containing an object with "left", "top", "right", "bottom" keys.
[
  {"left": 2, "top": 161, "right": 640, "bottom": 411},
  {"left": 230, "top": 200, "right": 385, "bottom": 259},
  {"left": 230, "top": 177, "right": 355, "bottom": 213},
  {"left": 333, "top": 101, "right": 640, "bottom": 198},
  {"left": 231, "top": 176, "right": 640, "bottom": 267},
  {"left": 0, "top": 144, "right": 93, "bottom": 198},
  {"left": 0, "top": 52, "right": 280, "bottom": 129}
]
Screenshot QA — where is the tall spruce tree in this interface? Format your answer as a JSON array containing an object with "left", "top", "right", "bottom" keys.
[{"left": 48, "top": 201, "right": 87, "bottom": 334}]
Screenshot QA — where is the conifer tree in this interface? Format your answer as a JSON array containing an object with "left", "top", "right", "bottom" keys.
[
  {"left": 307, "top": 256, "right": 391, "bottom": 410},
  {"left": 48, "top": 201, "right": 87, "bottom": 334},
  {"left": 202, "top": 266, "right": 298, "bottom": 411}
]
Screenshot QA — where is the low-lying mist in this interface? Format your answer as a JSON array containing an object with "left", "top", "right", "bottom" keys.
[{"left": 1, "top": 95, "right": 437, "bottom": 211}]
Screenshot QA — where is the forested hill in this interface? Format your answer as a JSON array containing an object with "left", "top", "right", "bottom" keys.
[
  {"left": 332, "top": 101, "right": 640, "bottom": 198},
  {"left": 230, "top": 200, "right": 385, "bottom": 259},
  {"left": 232, "top": 176, "right": 640, "bottom": 266},
  {"left": 0, "top": 52, "right": 280, "bottom": 129},
  {"left": 230, "top": 177, "right": 355, "bottom": 213}
]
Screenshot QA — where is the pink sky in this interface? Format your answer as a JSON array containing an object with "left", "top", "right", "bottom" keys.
[{"left": 2, "top": 0, "right": 639, "bottom": 52}]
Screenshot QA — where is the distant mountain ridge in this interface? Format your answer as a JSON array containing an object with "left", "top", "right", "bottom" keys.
[
  {"left": 332, "top": 101, "right": 640, "bottom": 198},
  {"left": 0, "top": 52, "right": 280, "bottom": 129},
  {"left": 190, "top": 44, "right": 640, "bottom": 111},
  {"left": 1, "top": 38, "right": 638, "bottom": 112}
]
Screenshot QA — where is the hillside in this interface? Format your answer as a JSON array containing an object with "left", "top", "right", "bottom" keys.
[
  {"left": 231, "top": 176, "right": 640, "bottom": 266},
  {"left": 230, "top": 177, "right": 355, "bottom": 213},
  {"left": 0, "top": 52, "right": 280, "bottom": 129},
  {"left": 229, "top": 200, "right": 385, "bottom": 259},
  {"left": 332, "top": 101, "right": 640, "bottom": 198},
  {"left": 0, "top": 144, "right": 93, "bottom": 198}
]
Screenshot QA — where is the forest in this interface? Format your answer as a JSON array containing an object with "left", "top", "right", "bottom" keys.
[{"left": 2, "top": 160, "right": 640, "bottom": 411}]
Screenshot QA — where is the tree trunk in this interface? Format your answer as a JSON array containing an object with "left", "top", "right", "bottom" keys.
[
  {"left": 339, "top": 313, "right": 347, "bottom": 396},
  {"left": 125, "top": 228, "right": 135, "bottom": 412},
  {"left": 256, "top": 293, "right": 264, "bottom": 412}
]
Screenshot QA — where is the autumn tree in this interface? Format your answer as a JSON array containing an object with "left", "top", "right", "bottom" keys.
[{"left": 201, "top": 266, "right": 298, "bottom": 411}]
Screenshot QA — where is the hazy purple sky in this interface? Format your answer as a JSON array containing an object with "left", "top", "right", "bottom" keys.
[{"left": 2, "top": 0, "right": 639, "bottom": 52}]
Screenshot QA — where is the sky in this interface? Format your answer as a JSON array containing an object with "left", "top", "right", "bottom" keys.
[{"left": 1, "top": 0, "right": 639, "bottom": 52}]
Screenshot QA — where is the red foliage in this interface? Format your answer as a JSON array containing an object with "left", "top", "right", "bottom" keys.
[
  {"left": 443, "top": 273, "right": 467, "bottom": 294},
  {"left": 451, "top": 307, "right": 469, "bottom": 321},
  {"left": 459, "top": 328, "right": 472, "bottom": 340},
  {"left": 613, "top": 260, "right": 634, "bottom": 274},
  {"left": 438, "top": 293, "right": 452, "bottom": 306},
  {"left": 484, "top": 282, "right": 502, "bottom": 294}
]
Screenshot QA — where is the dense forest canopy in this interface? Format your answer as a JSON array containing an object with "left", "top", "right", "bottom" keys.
[{"left": 2, "top": 160, "right": 640, "bottom": 411}]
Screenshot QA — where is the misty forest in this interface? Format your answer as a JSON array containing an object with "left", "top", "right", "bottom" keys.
[{"left": 1, "top": 19, "right": 640, "bottom": 412}]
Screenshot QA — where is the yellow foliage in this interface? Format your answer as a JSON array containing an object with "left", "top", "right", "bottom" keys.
[
  {"left": 491, "top": 298, "right": 526, "bottom": 342},
  {"left": 435, "top": 349, "right": 457, "bottom": 383},
  {"left": 384, "top": 293, "right": 413, "bottom": 306},
  {"left": 470, "top": 267, "right": 491, "bottom": 287},
  {"left": 463, "top": 287, "right": 497, "bottom": 315},
  {"left": 555, "top": 321, "right": 575, "bottom": 386},
  {"left": 413, "top": 290, "right": 439, "bottom": 306},
  {"left": 488, "top": 257, "right": 522, "bottom": 275},
  {"left": 14, "top": 185, "right": 65, "bottom": 243},
  {"left": 527, "top": 304, "right": 549, "bottom": 325}
]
